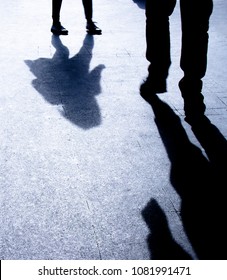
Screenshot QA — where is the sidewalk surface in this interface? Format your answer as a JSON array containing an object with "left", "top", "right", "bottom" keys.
[{"left": 1, "top": 0, "right": 227, "bottom": 260}]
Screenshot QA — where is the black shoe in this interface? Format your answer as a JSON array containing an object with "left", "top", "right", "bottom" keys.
[
  {"left": 86, "top": 21, "right": 102, "bottom": 35},
  {"left": 140, "top": 78, "right": 166, "bottom": 102},
  {"left": 51, "top": 23, "right": 68, "bottom": 35}
]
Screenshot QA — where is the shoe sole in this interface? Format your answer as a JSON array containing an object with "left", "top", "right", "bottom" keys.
[
  {"left": 51, "top": 29, "right": 68, "bottom": 36},
  {"left": 86, "top": 30, "right": 102, "bottom": 35}
]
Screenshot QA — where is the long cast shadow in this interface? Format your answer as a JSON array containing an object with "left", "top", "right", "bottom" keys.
[
  {"left": 142, "top": 95, "right": 227, "bottom": 259},
  {"left": 25, "top": 35, "right": 105, "bottom": 129}
]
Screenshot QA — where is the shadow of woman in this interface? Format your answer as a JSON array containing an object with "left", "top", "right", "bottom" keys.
[
  {"left": 25, "top": 35, "right": 105, "bottom": 129},
  {"left": 142, "top": 96, "right": 227, "bottom": 259}
]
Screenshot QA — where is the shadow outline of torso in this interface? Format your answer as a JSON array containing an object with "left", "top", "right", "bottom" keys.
[
  {"left": 25, "top": 35, "right": 105, "bottom": 130},
  {"left": 142, "top": 96, "right": 227, "bottom": 259}
]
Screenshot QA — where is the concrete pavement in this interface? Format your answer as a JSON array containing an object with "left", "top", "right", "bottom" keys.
[{"left": 0, "top": 0, "right": 227, "bottom": 260}]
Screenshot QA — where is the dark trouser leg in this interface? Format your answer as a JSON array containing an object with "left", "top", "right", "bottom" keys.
[
  {"left": 179, "top": 0, "right": 213, "bottom": 120},
  {"left": 82, "top": 0, "right": 101, "bottom": 34},
  {"left": 52, "top": 0, "right": 63, "bottom": 24},
  {"left": 145, "top": 0, "right": 176, "bottom": 88},
  {"left": 82, "top": 0, "right": 93, "bottom": 22},
  {"left": 51, "top": 0, "right": 68, "bottom": 35}
]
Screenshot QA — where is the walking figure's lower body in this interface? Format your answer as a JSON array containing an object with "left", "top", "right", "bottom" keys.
[{"left": 141, "top": 0, "right": 213, "bottom": 126}]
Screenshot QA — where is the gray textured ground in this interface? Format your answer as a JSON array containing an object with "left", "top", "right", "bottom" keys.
[{"left": 1, "top": 0, "right": 227, "bottom": 260}]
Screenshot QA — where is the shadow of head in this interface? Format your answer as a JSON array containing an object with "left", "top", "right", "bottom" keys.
[{"left": 142, "top": 199, "right": 192, "bottom": 260}]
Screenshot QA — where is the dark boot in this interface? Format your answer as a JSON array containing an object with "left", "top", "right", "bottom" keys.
[
  {"left": 51, "top": 22, "right": 68, "bottom": 35},
  {"left": 179, "top": 78, "right": 208, "bottom": 126},
  {"left": 86, "top": 20, "right": 102, "bottom": 35}
]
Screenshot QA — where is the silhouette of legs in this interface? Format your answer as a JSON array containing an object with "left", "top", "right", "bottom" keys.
[
  {"left": 140, "top": 0, "right": 176, "bottom": 97},
  {"left": 82, "top": 0, "right": 102, "bottom": 35},
  {"left": 179, "top": 0, "right": 213, "bottom": 125},
  {"left": 51, "top": 0, "right": 101, "bottom": 35},
  {"left": 141, "top": 0, "right": 213, "bottom": 126},
  {"left": 82, "top": 0, "right": 93, "bottom": 21},
  {"left": 52, "top": 0, "right": 62, "bottom": 24},
  {"left": 51, "top": 0, "right": 68, "bottom": 35}
]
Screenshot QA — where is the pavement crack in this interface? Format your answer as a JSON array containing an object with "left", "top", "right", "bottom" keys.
[{"left": 86, "top": 200, "right": 102, "bottom": 260}]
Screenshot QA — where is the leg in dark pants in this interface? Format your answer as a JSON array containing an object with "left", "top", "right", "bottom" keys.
[
  {"left": 82, "top": 0, "right": 102, "bottom": 34},
  {"left": 82, "top": 0, "right": 93, "bottom": 22},
  {"left": 140, "top": 0, "right": 176, "bottom": 97},
  {"left": 51, "top": 0, "right": 101, "bottom": 35},
  {"left": 52, "top": 0, "right": 62, "bottom": 25},
  {"left": 179, "top": 0, "right": 213, "bottom": 124},
  {"left": 51, "top": 0, "right": 68, "bottom": 35}
]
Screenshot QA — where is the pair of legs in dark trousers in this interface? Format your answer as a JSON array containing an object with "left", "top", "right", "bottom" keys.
[
  {"left": 52, "top": 0, "right": 93, "bottom": 25},
  {"left": 144, "top": 0, "right": 213, "bottom": 124},
  {"left": 51, "top": 0, "right": 101, "bottom": 35}
]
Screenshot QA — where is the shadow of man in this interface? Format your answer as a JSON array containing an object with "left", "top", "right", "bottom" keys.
[
  {"left": 25, "top": 35, "right": 105, "bottom": 129},
  {"left": 142, "top": 96, "right": 227, "bottom": 259}
]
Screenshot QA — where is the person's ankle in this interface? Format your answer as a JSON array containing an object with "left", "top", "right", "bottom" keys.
[{"left": 52, "top": 21, "right": 61, "bottom": 26}]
